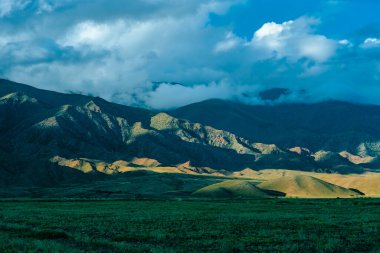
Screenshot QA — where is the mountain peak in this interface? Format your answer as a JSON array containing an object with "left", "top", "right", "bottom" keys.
[
  {"left": 85, "top": 100, "right": 102, "bottom": 113},
  {"left": 289, "top": 147, "right": 312, "bottom": 156},
  {"left": 0, "top": 92, "right": 39, "bottom": 105},
  {"left": 150, "top": 112, "right": 179, "bottom": 130}
]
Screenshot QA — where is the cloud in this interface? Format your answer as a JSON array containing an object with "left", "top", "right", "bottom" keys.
[
  {"left": 361, "top": 38, "right": 380, "bottom": 48},
  {"left": 338, "top": 39, "right": 354, "bottom": 48},
  {"left": 142, "top": 81, "right": 234, "bottom": 109},
  {"left": 0, "top": 0, "right": 379, "bottom": 109},
  {"left": 2, "top": 0, "right": 241, "bottom": 102},
  {"left": 0, "top": 0, "right": 30, "bottom": 17},
  {"left": 250, "top": 17, "right": 337, "bottom": 62},
  {"left": 139, "top": 80, "right": 260, "bottom": 109},
  {"left": 214, "top": 32, "right": 243, "bottom": 53},
  {"left": 60, "top": 20, "right": 116, "bottom": 48},
  {"left": 0, "top": 0, "right": 71, "bottom": 17}
]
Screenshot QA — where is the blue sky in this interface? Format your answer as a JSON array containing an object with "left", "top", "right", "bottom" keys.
[
  {"left": 0, "top": 0, "right": 379, "bottom": 108},
  {"left": 211, "top": 0, "right": 380, "bottom": 39}
]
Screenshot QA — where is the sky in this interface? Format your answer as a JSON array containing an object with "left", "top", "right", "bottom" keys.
[{"left": 0, "top": 0, "right": 379, "bottom": 109}]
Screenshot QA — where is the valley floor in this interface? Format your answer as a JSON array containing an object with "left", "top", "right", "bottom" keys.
[{"left": 1, "top": 199, "right": 380, "bottom": 252}]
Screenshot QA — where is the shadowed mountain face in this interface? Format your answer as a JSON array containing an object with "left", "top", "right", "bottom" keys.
[
  {"left": 0, "top": 79, "right": 375, "bottom": 187},
  {"left": 171, "top": 99, "right": 380, "bottom": 156}
]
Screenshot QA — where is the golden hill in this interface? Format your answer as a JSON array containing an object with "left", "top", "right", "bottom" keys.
[
  {"left": 233, "top": 169, "right": 380, "bottom": 197},
  {"left": 50, "top": 156, "right": 185, "bottom": 175},
  {"left": 257, "top": 175, "right": 361, "bottom": 198},
  {"left": 192, "top": 180, "right": 273, "bottom": 198},
  {"left": 317, "top": 173, "right": 380, "bottom": 197}
]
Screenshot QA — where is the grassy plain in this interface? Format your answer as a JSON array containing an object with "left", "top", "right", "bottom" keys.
[{"left": 1, "top": 199, "right": 380, "bottom": 252}]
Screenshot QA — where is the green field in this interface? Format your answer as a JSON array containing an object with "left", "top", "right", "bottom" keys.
[{"left": 1, "top": 199, "right": 380, "bottom": 252}]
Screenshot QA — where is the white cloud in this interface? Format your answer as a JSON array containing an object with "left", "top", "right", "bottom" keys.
[
  {"left": 141, "top": 80, "right": 259, "bottom": 109},
  {"left": 60, "top": 21, "right": 114, "bottom": 47},
  {"left": 0, "top": 32, "right": 30, "bottom": 47},
  {"left": 199, "top": 0, "right": 242, "bottom": 16},
  {"left": 144, "top": 82, "right": 232, "bottom": 109},
  {"left": 251, "top": 17, "right": 337, "bottom": 62},
  {"left": 338, "top": 39, "right": 354, "bottom": 48},
  {"left": 0, "top": 0, "right": 75, "bottom": 18},
  {"left": 0, "top": 0, "right": 30, "bottom": 17},
  {"left": 6, "top": 58, "right": 150, "bottom": 99},
  {"left": 214, "top": 32, "right": 243, "bottom": 53},
  {"left": 361, "top": 38, "right": 380, "bottom": 48},
  {"left": 36, "top": 0, "right": 68, "bottom": 14},
  {"left": 254, "top": 21, "right": 288, "bottom": 40},
  {"left": 298, "top": 36, "right": 336, "bottom": 62}
]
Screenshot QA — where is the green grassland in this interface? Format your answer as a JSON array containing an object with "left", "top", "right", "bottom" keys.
[{"left": 1, "top": 199, "right": 380, "bottom": 252}]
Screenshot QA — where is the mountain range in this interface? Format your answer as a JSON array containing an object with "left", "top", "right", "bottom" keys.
[
  {"left": 171, "top": 99, "right": 380, "bottom": 156},
  {"left": 1, "top": 79, "right": 380, "bottom": 197}
]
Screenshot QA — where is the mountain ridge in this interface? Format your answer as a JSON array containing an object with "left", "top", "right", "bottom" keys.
[
  {"left": 171, "top": 98, "right": 380, "bottom": 156},
  {"left": 0, "top": 79, "right": 378, "bottom": 189}
]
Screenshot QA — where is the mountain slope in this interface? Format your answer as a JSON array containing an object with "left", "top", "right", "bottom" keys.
[
  {"left": 0, "top": 79, "right": 369, "bottom": 187},
  {"left": 257, "top": 175, "right": 361, "bottom": 198},
  {"left": 171, "top": 99, "right": 380, "bottom": 157},
  {"left": 192, "top": 180, "right": 274, "bottom": 198}
]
